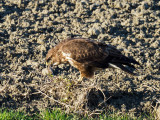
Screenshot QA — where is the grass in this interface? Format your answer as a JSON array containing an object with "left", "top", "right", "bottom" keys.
[
  {"left": 40, "top": 109, "right": 76, "bottom": 120},
  {"left": 0, "top": 108, "right": 156, "bottom": 120},
  {"left": 0, "top": 109, "right": 36, "bottom": 120}
]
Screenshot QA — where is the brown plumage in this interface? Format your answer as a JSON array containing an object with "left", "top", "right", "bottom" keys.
[{"left": 46, "top": 38, "right": 140, "bottom": 82}]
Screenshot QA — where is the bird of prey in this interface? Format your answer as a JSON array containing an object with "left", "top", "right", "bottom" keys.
[{"left": 46, "top": 38, "right": 140, "bottom": 82}]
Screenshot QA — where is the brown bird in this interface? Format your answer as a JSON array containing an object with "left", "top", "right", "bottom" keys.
[{"left": 46, "top": 38, "right": 140, "bottom": 82}]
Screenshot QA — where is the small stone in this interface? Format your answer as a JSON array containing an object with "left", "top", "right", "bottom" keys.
[
  {"left": 42, "top": 67, "right": 53, "bottom": 76},
  {"left": 37, "top": 39, "right": 44, "bottom": 44},
  {"left": 115, "top": 2, "right": 122, "bottom": 9},
  {"left": 133, "top": 18, "right": 139, "bottom": 25},
  {"left": 150, "top": 41, "right": 160, "bottom": 48},
  {"left": 42, "top": 68, "right": 49, "bottom": 76},
  {"left": 88, "top": 27, "right": 101, "bottom": 36},
  {"left": 22, "top": 21, "right": 30, "bottom": 28}
]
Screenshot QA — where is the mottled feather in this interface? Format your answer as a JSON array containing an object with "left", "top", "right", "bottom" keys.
[{"left": 61, "top": 39, "right": 108, "bottom": 63}]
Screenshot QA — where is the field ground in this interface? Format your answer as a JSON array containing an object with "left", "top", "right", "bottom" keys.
[{"left": 0, "top": 0, "right": 160, "bottom": 119}]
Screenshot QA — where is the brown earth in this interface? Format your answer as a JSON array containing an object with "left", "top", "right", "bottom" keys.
[{"left": 0, "top": 0, "right": 160, "bottom": 119}]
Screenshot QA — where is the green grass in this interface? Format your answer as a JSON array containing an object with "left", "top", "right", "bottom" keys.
[
  {"left": 0, "top": 108, "right": 155, "bottom": 120},
  {"left": 0, "top": 109, "right": 36, "bottom": 120},
  {"left": 40, "top": 109, "right": 76, "bottom": 120}
]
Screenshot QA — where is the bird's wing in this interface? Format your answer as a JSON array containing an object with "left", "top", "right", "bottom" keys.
[
  {"left": 105, "top": 44, "right": 140, "bottom": 65},
  {"left": 61, "top": 39, "right": 109, "bottom": 63},
  {"left": 105, "top": 44, "right": 122, "bottom": 57}
]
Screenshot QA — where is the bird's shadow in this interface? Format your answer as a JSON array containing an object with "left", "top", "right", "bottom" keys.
[{"left": 50, "top": 64, "right": 79, "bottom": 77}]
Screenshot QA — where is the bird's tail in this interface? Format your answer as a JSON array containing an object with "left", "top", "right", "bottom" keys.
[{"left": 108, "top": 56, "right": 141, "bottom": 75}]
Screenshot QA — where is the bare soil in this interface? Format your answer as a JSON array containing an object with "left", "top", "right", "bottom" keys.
[{"left": 0, "top": 0, "right": 160, "bottom": 118}]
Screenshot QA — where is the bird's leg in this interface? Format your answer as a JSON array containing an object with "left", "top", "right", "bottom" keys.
[{"left": 73, "top": 74, "right": 84, "bottom": 85}]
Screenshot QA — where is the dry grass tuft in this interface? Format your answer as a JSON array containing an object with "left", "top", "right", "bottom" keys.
[{"left": 34, "top": 76, "right": 109, "bottom": 116}]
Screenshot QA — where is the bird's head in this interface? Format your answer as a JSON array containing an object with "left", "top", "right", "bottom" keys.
[{"left": 46, "top": 48, "right": 59, "bottom": 67}]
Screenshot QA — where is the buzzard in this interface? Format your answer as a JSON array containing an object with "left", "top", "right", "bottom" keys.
[{"left": 46, "top": 38, "right": 140, "bottom": 82}]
